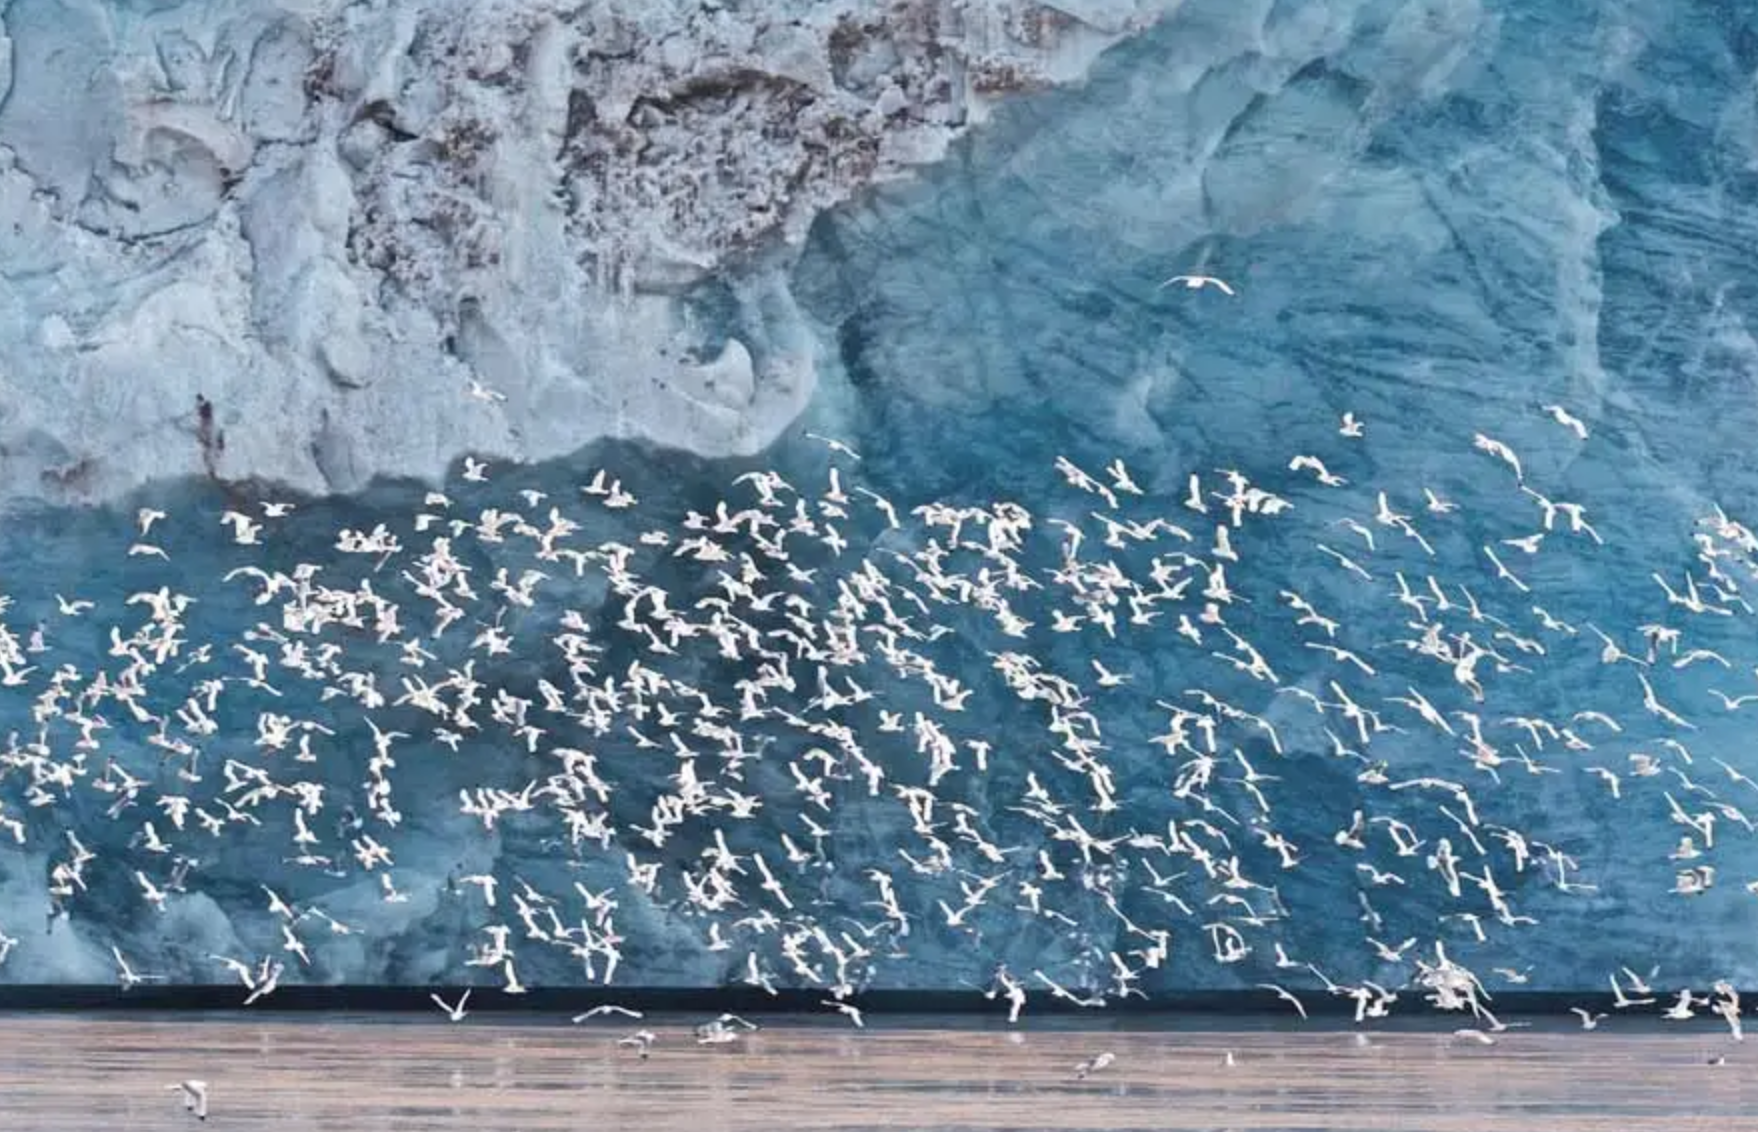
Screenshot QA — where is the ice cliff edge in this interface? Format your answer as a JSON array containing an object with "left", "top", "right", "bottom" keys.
[{"left": 0, "top": 0, "right": 1170, "bottom": 510}]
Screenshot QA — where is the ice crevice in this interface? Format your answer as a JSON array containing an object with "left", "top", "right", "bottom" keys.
[{"left": 0, "top": 0, "right": 1177, "bottom": 511}]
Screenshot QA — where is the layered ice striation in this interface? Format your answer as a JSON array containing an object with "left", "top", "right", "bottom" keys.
[
  {"left": 4, "top": 0, "right": 1758, "bottom": 1009},
  {"left": 0, "top": 0, "right": 1167, "bottom": 505}
]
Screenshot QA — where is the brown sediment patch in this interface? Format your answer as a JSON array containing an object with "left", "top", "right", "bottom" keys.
[{"left": 194, "top": 394, "right": 224, "bottom": 478}]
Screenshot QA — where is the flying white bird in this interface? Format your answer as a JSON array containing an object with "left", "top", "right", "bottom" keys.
[
  {"left": 1159, "top": 274, "right": 1235, "bottom": 295},
  {"left": 430, "top": 989, "right": 471, "bottom": 1021},
  {"left": 167, "top": 1079, "right": 208, "bottom": 1120},
  {"left": 465, "top": 378, "right": 507, "bottom": 403},
  {"left": 1289, "top": 455, "right": 1347, "bottom": 486},
  {"left": 1255, "top": 983, "right": 1308, "bottom": 1019},
  {"left": 1423, "top": 487, "right": 1458, "bottom": 514},
  {"left": 1472, "top": 433, "right": 1523, "bottom": 481},
  {"left": 1105, "top": 458, "right": 1144, "bottom": 495},
  {"left": 822, "top": 999, "right": 865, "bottom": 1027},
  {"left": 1091, "top": 659, "right": 1132, "bottom": 687},
  {"left": 112, "top": 946, "right": 165, "bottom": 991},
  {"left": 804, "top": 432, "right": 862, "bottom": 461},
  {"left": 1541, "top": 404, "right": 1588, "bottom": 440}
]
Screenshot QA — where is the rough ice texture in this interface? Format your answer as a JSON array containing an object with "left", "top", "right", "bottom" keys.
[{"left": 0, "top": 0, "right": 1170, "bottom": 509}]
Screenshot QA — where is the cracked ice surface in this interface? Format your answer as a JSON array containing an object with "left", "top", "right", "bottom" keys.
[{"left": 0, "top": 0, "right": 1171, "bottom": 507}]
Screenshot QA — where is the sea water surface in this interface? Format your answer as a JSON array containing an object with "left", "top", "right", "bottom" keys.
[{"left": 5, "top": 1013, "right": 1754, "bottom": 1131}]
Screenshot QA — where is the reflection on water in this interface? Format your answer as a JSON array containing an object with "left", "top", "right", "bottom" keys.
[{"left": 4, "top": 1013, "right": 1754, "bottom": 1131}]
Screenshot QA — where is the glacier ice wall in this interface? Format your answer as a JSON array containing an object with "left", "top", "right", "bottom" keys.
[
  {"left": 0, "top": 0, "right": 1169, "bottom": 506},
  {"left": 786, "top": 0, "right": 1758, "bottom": 987},
  {"left": 3, "top": 0, "right": 1758, "bottom": 1009}
]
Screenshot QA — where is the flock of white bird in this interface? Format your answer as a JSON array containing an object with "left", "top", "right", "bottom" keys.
[{"left": 4, "top": 311, "right": 1758, "bottom": 1122}]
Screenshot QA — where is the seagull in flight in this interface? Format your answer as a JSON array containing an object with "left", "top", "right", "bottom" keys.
[
  {"left": 572, "top": 1004, "right": 644, "bottom": 1023},
  {"left": 465, "top": 377, "right": 507, "bottom": 403},
  {"left": 1541, "top": 403, "right": 1588, "bottom": 440},
  {"left": 1159, "top": 274, "right": 1235, "bottom": 295},
  {"left": 804, "top": 432, "right": 861, "bottom": 460},
  {"left": 430, "top": 989, "right": 471, "bottom": 1021},
  {"left": 1289, "top": 454, "right": 1347, "bottom": 486},
  {"left": 168, "top": 1079, "right": 208, "bottom": 1121},
  {"left": 1609, "top": 971, "right": 1656, "bottom": 1009},
  {"left": 1423, "top": 488, "right": 1458, "bottom": 514},
  {"left": 1709, "top": 690, "right": 1758, "bottom": 711},
  {"left": 1105, "top": 458, "right": 1144, "bottom": 495},
  {"left": 1255, "top": 983, "right": 1308, "bottom": 1019},
  {"left": 821, "top": 998, "right": 866, "bottom": 1027},
  {"left": 1472, "top": 432, "right": 1523, "bottom": 481},
  {"left": 1091, "top": 659, "right": 1131, "bottom": 687},
  {"left": 113, "top": 946, "right": 165, "bottom": 990}
]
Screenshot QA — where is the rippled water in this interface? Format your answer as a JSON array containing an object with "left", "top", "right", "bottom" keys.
[{"left": 5, "top": 1014, "right": 1753, "bottom": 1131}]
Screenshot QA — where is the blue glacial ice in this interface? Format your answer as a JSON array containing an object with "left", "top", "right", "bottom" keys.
[{"left": 2, "top": 0, "right": 1758, "bottom": 1015}]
